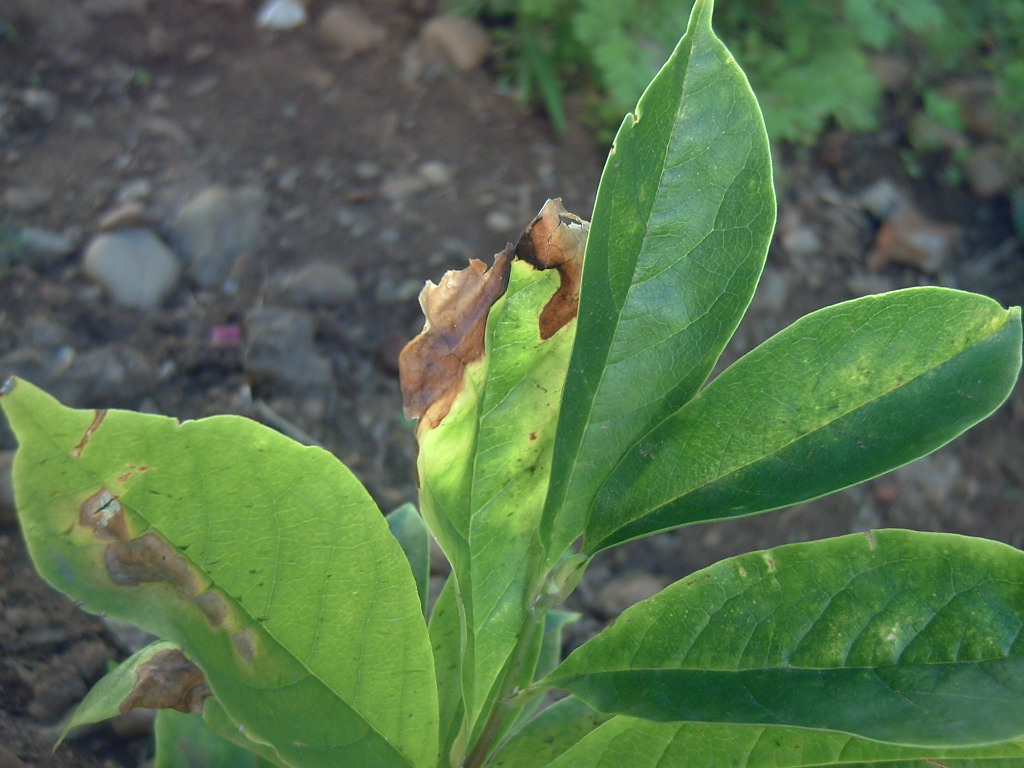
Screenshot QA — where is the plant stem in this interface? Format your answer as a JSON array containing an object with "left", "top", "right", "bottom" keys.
[{"left": 462, "top": 610, "right": 544, "bottom": 768}]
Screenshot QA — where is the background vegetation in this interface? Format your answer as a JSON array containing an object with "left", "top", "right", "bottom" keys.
[{"left": 446, "top": 0, "right": 1023, "bottom": 219}]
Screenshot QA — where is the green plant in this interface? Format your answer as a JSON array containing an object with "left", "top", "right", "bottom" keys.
[{"left": 3, "top": 3, "right": 1024, "bottom": 766}]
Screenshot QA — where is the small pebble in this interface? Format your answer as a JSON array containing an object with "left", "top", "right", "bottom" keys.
[
  {"left": 316, "top": 3, "right": 385, "bottom": 56},
  {"left": 485, "top": 210, "right": 515, "bottom": 233},
  {"left": 83, "top": 228, "right": 181, "bottom": 310},
  {"left": 256, "top": 0, "right": 307, "bottom": 29},
  {"left": 420, "top": 15, "right": 491, "bottom": 71},
  {"left": 18, "top": 227, "right": 76, "bottom": 263},
  {"left": 419, "top": 160, "right": 452, "bottom": 186}
]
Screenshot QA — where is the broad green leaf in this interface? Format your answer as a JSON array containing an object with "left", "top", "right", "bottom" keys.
[
  {"left": 1, "top": 378, "right": 438, "bottom": 768},
  {"left": 491, "top": 697, "right": 612, "bottom": 768},
  {"left": 428, "top": 576, "right": 465, "bottom": 768},
  {"left": 59, "top": 640, "right": 202, "bottom": 745},
  {"left": 388, "top": 503, "right": 431, "bottom": 614},
  {"left": 544, "top": 719, "right": 1024, "bottom": 768},
  {"left": 415, "top": 257, "right": 577, "bottom": 734},
  {"left": 545, "top": 530, "right": 1024, "bottom": 746},
  {"left": 155, "top": 709, "right": 262, "bottom": 768},
  {"left": 542, "top": 0, "right": 775, "bottom": 562},
  {"left": 587, "top": 288, "right": 1022, "bottom": 550}
]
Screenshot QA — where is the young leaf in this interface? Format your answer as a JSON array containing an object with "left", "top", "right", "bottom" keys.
[
  {"left": 542, "top": 719, "right": 1024, "bottom": 768},
  {"left": 1, "top": 378, "right": 438, "bottom": 768},
  {"left": 542, "top": 0, "right": 775, "bottom": 562},
  {"left": 387, "top": 503, "right": 431, "bottom": 614},
  {"left": 545, "top": 530, "right": 1024, "bottom": 746},
  {"left": 59, "top": 640, "right": 208, "bottom": 746},
  {"left": 428, "top": 576, "right": 466, "bottom": 768},
  {"left": 586, "top": 287, "right": 1022, "bottom": 550},
  {"left": 403, "top": 202, "right": 586, "bottom": 736},
  {"left": 155, "top": 709, "right": 262, "bottom": 768}
]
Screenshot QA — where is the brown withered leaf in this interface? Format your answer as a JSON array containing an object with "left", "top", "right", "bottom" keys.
[
  {"left": 514, "top": 198, "right": 589, "bottom": 340},
  {"left": 399, "top": 198, "right": 589, "bottom": 432},
  {"left": 120, "top": 647, "right": 211, "bottom": 715},
  {"left": 399, "top": 250, "right": 512, "bottom": 429}
]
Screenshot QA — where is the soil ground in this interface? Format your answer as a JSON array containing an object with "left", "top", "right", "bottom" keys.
[{"left": 0, "top": 2, "right": 1021, "bottom": 765}]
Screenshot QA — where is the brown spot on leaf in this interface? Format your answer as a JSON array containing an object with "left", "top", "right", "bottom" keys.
[
  {"left": 399, "top": 251, "right": 512, "bottom": 430},
  {"left": 72, "top": 409, "right": 108, "bottom": 458},
  {"left": 105, "top": 533, "right": 203, "bottom": 596},
  {"left": 80, "top": 489, "right": 130, "bottom": 541},
  {"left": 193, "top": 591, "right": 229, "bottom": 627},
  {"left": 232, "top": 629, "right": 256, "bottom": 662},
  {"left": 514, "top": 198, "right": 589, "bottom": 340},
  {"left": 121, "top": 647, "right": 211, "bottom": 715}
]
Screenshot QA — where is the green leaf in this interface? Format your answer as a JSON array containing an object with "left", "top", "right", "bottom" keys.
[
  {"left": 388, "top": 503, "right": 431, "bottom": 614},
  {"left": 416, "top": 258, "right": 577, "bottom": 733},
  {"left": 587, "top": 288, "right": 1022, "bottom": 550},
  {"left": 545, "top": 530, "right": 1024, "bottom": 746},
  {"left": 491, "top": 697, "right": 612, "bottom": 768},
  {"left": 428, "top": 576, "right": 465, "bottom": 768},
  {"left": 536, "top": 609, "right": 580, "bottom": 681},
  {"left": 1, "top": 378, "right": 438, "bottom": 768},
  {"left": 542, "top": 0, "right": 775, "bottom": 561},
  {"left": 202, "top": 696, "right": 288, "bottom": 766},
  {"left": 155, "top": 709, "right": 261, "bottom": 768},
  {"left": 59, "top": 640, "right": 202, "bottom": 745},
  {"left": 543, "top": 719, "right": 1024, "bottom": 768}
]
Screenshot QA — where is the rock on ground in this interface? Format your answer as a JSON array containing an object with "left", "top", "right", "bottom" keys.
[
  {"left": 316, "top": 4, "right": 385, "bottom": 56},
  {"left": 170, "top": 185, "right": 265, "bottom": 289},
  {"left": 245, "top": 307, "right": 334, "bottom": 393},
  {"left": 82, "top": 228, "right": 181, "bottom": 310},
  {"left": 275, "top": 261, "right": 359, "bottom": 306},
  {"left": 419, "top": 15, "right": 490, "bottom": 72}
]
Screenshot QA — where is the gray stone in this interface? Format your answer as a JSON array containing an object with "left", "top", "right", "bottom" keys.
[
  {"left": 116, "top": 178, "right": 153, "bottom": 204},
  {"left": 381, "top": 174, "right": 429, "bottom": 202},
  {"left": 420, "top": 15, "right": 490, "bottom": 71},
  {"left": 419, "top": 160, "right": 452, "bottom": 186},
  {"left": 257, "top": 0, "right": 308, "bottom": 30},
  {"left": 19, "top": 227, "right": 76, "bottom": 263},
  {"left": 354, "top": 161, "right": 381, "bottom": 180},
  {"left": 316, "top": 4, "right": 385, "bottom": 56},
  {"left": 245, "top": 308, "right": 334, "bottom": 393},
  {"left": 97, "top": 202, "right": 149, "bottom": 232},
  {"left": 857, "top": 178, "right": 905, "bottom": 219},
  {"left": 4, "top": 185, "right": 53, "bottom": 214},
  {"left": 277, "top": 261, "right": 359, "bottom": 306},
  {"left": 485, "top": 210, "right": 515, "bottom": 234},
  {"left": 171, "top": 185, "right": 265, "bottom": 289},
  {"left": 83, "top": 228, "right": 181, "bottom": 310},
  {"left": 21, "top": 88, "right": 60, "bottom": 123}
]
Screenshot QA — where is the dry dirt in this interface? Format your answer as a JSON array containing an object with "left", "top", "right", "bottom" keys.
[{"left": 0, "top": 1, "right": 1022, "bottom": 765}]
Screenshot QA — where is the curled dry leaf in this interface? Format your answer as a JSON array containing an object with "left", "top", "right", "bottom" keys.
[
  {"left": 121, "top": 647, "right": 211, "bottom": 715},
  {"left": 399, "top": 250, "right": 513, "bottom": 430},
  {"left": 514, "top": 198, "right": 589, "bottom": 340},
  {"left": 399, "top": 199, "right": 589, "bottom": 432}
]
